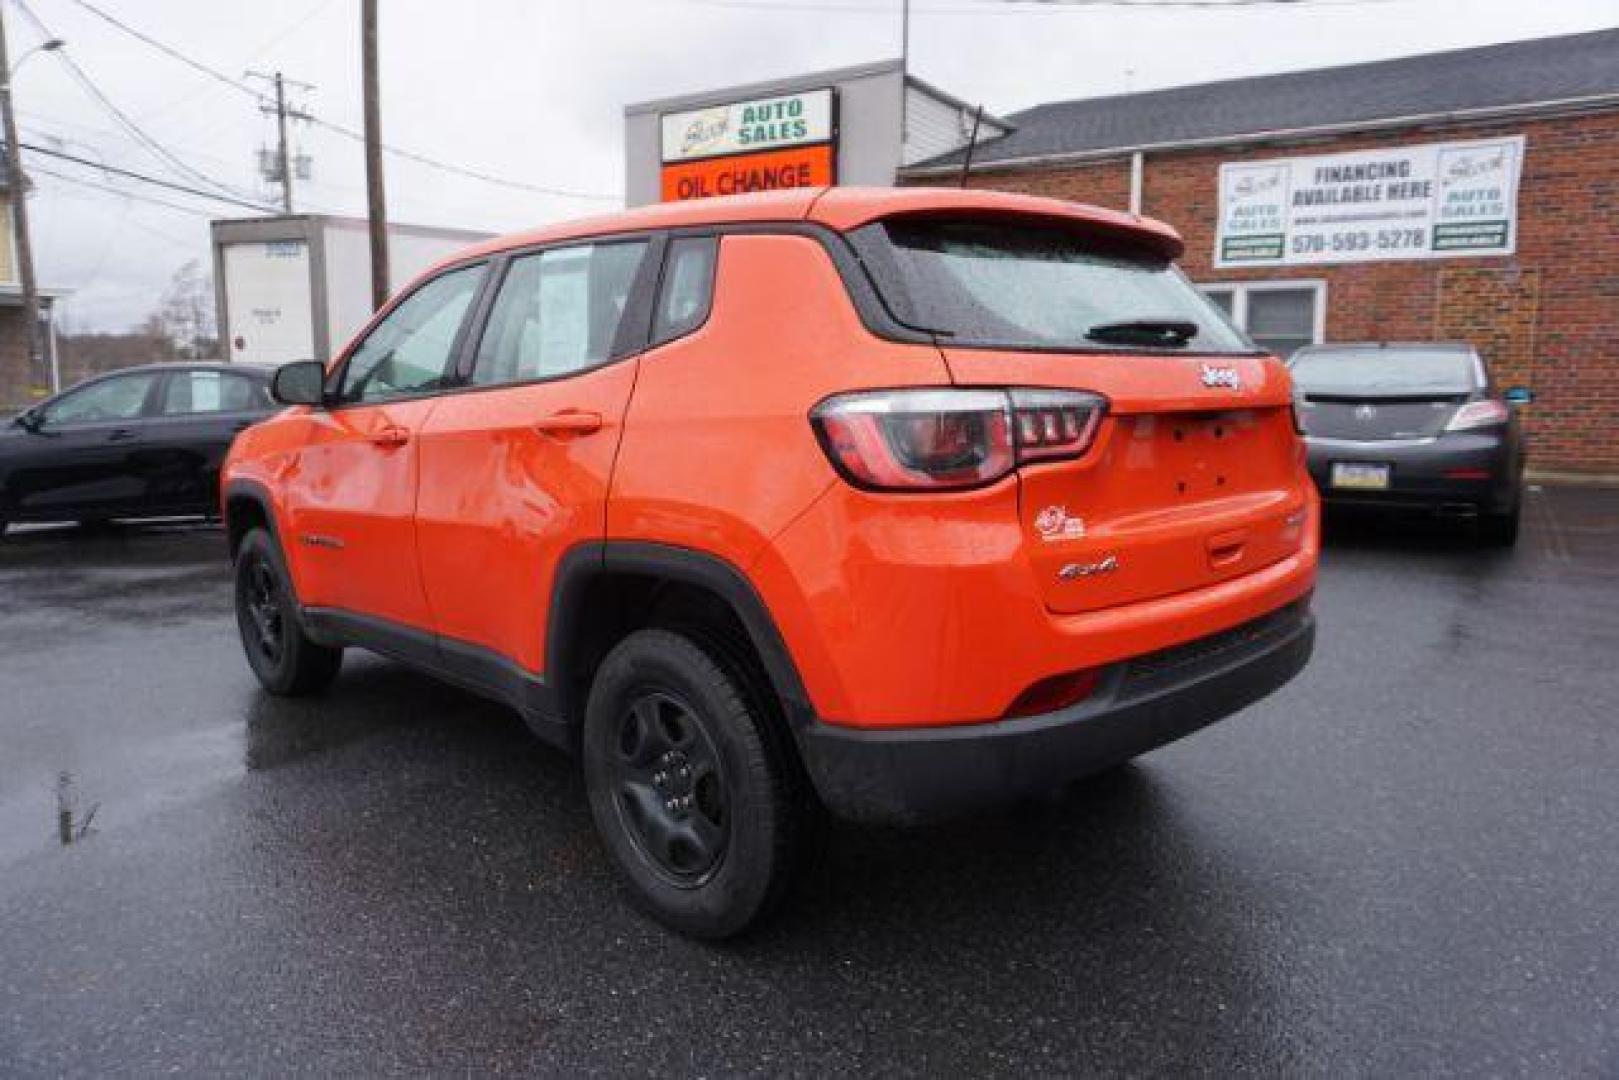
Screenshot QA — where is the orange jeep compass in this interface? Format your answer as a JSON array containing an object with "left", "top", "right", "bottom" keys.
[{"left": 224, "top": 187, "right": 1318, "bottom": 937}]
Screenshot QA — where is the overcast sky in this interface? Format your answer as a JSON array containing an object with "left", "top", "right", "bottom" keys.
[{"left": 12, "top": 0, "right": 1615, "bottom": 332}]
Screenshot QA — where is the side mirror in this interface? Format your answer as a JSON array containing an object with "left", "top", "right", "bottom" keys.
[
  {"left": 13, "top": 408, "right": 41, "bottom": 432},
  {"left": 1504, "top": 386, "right": 1535, "bottom": 406},
  {"left": 271, "top": 360, "right": 328, "bottom": 407}
]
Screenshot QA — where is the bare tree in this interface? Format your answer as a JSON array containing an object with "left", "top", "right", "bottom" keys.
[{"left": 151, "top": 260, "right": 218, "bottom": 361}]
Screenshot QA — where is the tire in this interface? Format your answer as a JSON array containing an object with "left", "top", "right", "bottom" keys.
[
  {"left": 1478, "top": 502, "right": 1521, "bottom": 547},
  {"left": 582, "top": 628, "right": 806, "bottom": 939},
  {"left": 233, "top": 527, "right": 343, "bottom": 695}
]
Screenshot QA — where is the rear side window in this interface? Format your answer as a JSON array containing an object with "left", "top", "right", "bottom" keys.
[
  {"left": 161, "top": 370, "right": 269, "bottom": 415},
  {"left": 471, "top": 241, "right": 649, "bottom": 387},
  {"left": 851, "top": 217, "right": 1253, "bottom": 354},
  {"left": 653, "top": 236, "right": 717, "bottom": 344}
]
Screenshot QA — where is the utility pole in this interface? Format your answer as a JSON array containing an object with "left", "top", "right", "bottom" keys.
[
  {"left": 272, "top": 73, "right": 292, "bottom": 212},
  {"left": 246, "top": 70, "right": 312, "bottom": 214},
  {"left": 899, "top": 0, "right": 910, "bottom": 146},
  {"left": 361, "top": 0, "right": 389, "bottom": 311},
  {"left": 0, "top": 4, "right": 48, "bottom": 398}
]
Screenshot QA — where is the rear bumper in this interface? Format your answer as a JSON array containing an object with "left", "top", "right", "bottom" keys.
[
  {"left": 797, "top": 597, "right": 1315, "bottom": 824},
  {"left": 1305, "top": 431, "right": 1518, "bottom": 513}
]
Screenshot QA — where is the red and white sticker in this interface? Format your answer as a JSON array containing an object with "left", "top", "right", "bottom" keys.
[{"left": 1034, "top": 505, "right": 1086, "bottom": 542}]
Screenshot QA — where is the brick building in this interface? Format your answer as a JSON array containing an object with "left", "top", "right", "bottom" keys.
[{"left": 903, "top": 30, "right": 1619, "bottom": 478}]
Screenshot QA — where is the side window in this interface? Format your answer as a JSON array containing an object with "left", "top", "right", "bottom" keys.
[
  {"left": 653, "top": 236, "right": 718, "bottom": 344},
  {"left": 470, "top": 241, "right": 649, "bottom": 387},
  {"left": 1245, "top": 289, "right": 1317, "bottom": 360},
  {"left": 1195, "top": 282, "right": 1322, "bottom": 360},
  {"left": 40, "top": 372, "right": 159, "bottom": 427},
  {"left": 339, "top": 264, "right": 485, "bottom": 404},
  {"left": 160, "top": 370, "right": 270, "bottom": 415}
]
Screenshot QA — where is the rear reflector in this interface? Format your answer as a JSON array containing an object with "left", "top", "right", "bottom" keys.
[
  {"left": 1443, "top": 468, "right": 1492, "bottom": 481},
  {"left": 1002, "top": 668, "right": 1102, "bottom": 719}
]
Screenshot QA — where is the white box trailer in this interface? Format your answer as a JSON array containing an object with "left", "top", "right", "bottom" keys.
[{"left": 210, "top": 215, "right": 492, "bottom": 367}]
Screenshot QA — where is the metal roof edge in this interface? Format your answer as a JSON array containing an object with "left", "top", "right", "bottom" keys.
[
  {"left": 899, "top": 92, "right": 1619, "bottom": 177},
  {"left": 207, "top": 213, "right": 491, "bottom": 242},
  {"left": 625, "top": 59, "right": 905, "bottom": 116}
]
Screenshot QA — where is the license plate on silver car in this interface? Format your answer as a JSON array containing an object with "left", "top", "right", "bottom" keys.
[{"left": 1331, "top": 462, "right": 1390, "bottom": 491}]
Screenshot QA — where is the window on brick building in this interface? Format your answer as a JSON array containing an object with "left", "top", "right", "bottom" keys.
[{"left": 1197, "top": 281, "right": 1325, "bottom": 359}]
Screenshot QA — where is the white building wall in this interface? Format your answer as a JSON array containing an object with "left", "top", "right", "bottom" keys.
[{"left": 320, "top": 221, "right": 488, "bottom": 358}]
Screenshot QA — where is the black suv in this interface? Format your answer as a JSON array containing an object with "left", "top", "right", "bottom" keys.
[{"left": 1, "top": 363, "right": 276, "bottom": 535}]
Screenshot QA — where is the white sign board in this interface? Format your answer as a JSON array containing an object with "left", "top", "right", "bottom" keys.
[
  {"left": 1215, "top": 135, "right": 1525, "bottom": 268},
  {"left": 660, "top": 88, "right": 835, "bottom": 164}
]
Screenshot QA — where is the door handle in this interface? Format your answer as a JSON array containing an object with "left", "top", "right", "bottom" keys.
[
  {"left": 533, "top": 410, "right": 603, "bottom": 437},
  {"left": 107, "top": 428, "right": 138, "bottom": 442},
  {"left": 368, "top": 425, "right": 411, "bottom": 448}
]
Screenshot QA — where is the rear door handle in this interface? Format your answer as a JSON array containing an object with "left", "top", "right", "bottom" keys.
[
  {"left": 107, "top": 428, "right": 138, "bottom": 442},
  {"left": 368, "top": 425, "right": 411, "bottom": 448},
  {"left": 533, "top": 410, "right": 603, "bottom": 437}
]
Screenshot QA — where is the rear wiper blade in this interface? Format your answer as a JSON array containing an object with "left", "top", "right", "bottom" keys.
[{"left": 1084, "top": 318, "right": 1198, "bottom": 347}]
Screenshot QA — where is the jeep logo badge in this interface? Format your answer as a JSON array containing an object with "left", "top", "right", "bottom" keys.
[{"left": 1200, "top": 364, "right": 1242, "bottom": 390}]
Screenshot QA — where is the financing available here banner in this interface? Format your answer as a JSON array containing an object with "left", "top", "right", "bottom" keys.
[{"left": 1214, "top": 135, "right": 1525, "bottom": 268}]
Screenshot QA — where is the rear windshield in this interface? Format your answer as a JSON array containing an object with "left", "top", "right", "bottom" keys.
[
  {"left": 850, "top": 217, "right": 1254, "bottom": 354},
  {"left": 1290, "top": 348, "right": 1480, "bottom": 396}
]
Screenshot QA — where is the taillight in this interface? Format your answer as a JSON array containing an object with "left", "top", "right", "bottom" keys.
[
  {"left": 810, "top": 388, "right": 1106, "bottom": 492},
  {"left": 1445, "top": 399, "right": 1509, "bottom": 432},
  {"left": 1010, "top": 389, "right": 1105, "bottom": 464}
]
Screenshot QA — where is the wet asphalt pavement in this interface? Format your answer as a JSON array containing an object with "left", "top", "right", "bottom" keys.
[{"left": 1, "top": 489, "right": 1617, "bottom": 1076}]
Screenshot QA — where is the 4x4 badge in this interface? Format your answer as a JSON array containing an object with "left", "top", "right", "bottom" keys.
[
  {"left": 1200, "top": 364, "right": 1242, "bottom": 390},
  {"left": 1059, "top": 554, "right": 1120, "bottom": 580}
]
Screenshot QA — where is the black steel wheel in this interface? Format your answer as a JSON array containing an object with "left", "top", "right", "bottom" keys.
[
  {"left": 241, "top": 555, "right": 286, "bottom": 667},
  {"left": 582, "top": 628, "right": 807, "bottom": 939},
  {"left": 233, "top": 527, "right": 343, "bottom": 696},
  {"left": 607, "top": 690, "right": 732, "bottom": 886}
]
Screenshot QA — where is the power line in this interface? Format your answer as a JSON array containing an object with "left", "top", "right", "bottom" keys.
[
  {"left": 980, "top": 0, "right": 1407, "bottom": 6},
  {"left": 55, "top": 0, "right": 267, "bottom": 105},
  {"left": 56, "top": 0, "right": 620, "bottom": 201},
  {"left": 29, "top": 163, "right": 214, "bottom": 217},
  {"left": 306, "top": 115, "right": 619, "bottom": 201},
  {"left": 677, "top": 0, "right": 1404, "bottom": 10},
  {"left": 245, "top": 0, "right": 343, "bottom": 64},
  {"left": 18, "top": 140, "right": 276, "bottom": 212},
  {"left": 12, "top": 0, "right": 264, "bottom": 203}
]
